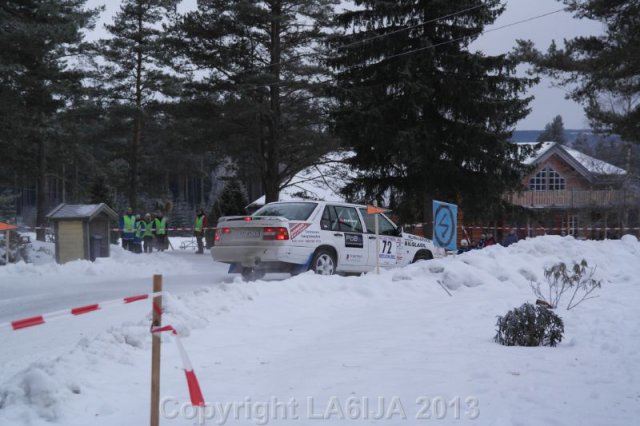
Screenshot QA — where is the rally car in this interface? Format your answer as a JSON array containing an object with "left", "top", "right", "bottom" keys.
[{"left": 211, "top": 201, "right": 439, "bottom": 280}]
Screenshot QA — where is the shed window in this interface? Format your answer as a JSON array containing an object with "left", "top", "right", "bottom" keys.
[{"left": 529, "top": 167, "right": 565, "bottom": 191}]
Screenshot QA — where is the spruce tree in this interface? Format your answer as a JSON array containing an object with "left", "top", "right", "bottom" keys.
[
  {"left": 537, "top": 115, "right": 567, "bottom": 144},
  {"left": 517, "top": 1, "right": 640, "bottom": 143},
  {"left": 96, "top": 0, "right": 180, "bottom": 210},
  {"left": 517, "top": 0, "right": 639, "bottom": 173},
  {"left": 176, "top": 0, "right": 339, "bottom": 203},
  {"left": 0, "top": 0, "right": 98, "bottom": 240},
  {"left": 329, "top": 0, "right": 535, "bottom": 224}
]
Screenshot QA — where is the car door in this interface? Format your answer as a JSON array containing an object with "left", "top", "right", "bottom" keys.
[
  {"left": 359, "top": 208, "right": 404, "bottom": 267},
  {"left": 319, "top": 205, "right": 368, "bottom": 270}
]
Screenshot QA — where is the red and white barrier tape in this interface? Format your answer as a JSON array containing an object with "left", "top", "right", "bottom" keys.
[
  {"left": 151, "top": 325, "right": 205, "bottom": 407},
  {"left": 14, "top": 226, "right": 216, "bottom": 232},
  {"left": 0, "top": 291, "right": 163, "bottom": 331},
  {"left": 407, "top": 224, "right": 640, "bottom": 232}
]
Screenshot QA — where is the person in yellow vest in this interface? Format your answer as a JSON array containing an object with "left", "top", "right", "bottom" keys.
[
  {"left": 143, "top": 213, "right": 154, "bottom": 253},
  {"left": 119, "top": 207, "right": 136, "bottom": 251},
  {"left": 153, "top": 211, "right": 168, "bottom": 251},
  {"left": 194, "top": 207, "right": 208, "bottom": 254},
  {"left": 132, "top": 214, "right": 144, "bottom": 254}
]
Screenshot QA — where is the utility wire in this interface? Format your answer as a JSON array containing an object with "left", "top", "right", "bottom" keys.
[
  {"left": 216, "top": 7, "right": 567, "bottom": 94},
  {"left": 336, "top": 3, "right": 489, "bottom": 51}
]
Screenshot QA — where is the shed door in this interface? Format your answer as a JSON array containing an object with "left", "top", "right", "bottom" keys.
[{"left": 58, "top": 221, "right": 85, "bottom": 263}]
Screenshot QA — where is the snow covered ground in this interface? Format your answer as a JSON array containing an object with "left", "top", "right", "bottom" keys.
[{"left": 0, "top": 235, "right": 639, "bottom": 425}]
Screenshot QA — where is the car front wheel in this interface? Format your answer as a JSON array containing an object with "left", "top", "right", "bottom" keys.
[{"left": 311, "top": 249, "right": 336, "bottom": 275}]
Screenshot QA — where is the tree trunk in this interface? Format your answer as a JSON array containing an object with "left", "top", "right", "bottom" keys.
[
  {"left": 129, "top": 12, "right": 144, "bottom": 210},
  {"left": 264, "top": 0, "right": 282, "bottom": 203},
  {"left": 36, "top": 139, "right": 47, "bottom": 241}
]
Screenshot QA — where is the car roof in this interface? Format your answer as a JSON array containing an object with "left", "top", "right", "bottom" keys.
[{"left": 263, "top": 200, "right": 368, "bottom": 209}]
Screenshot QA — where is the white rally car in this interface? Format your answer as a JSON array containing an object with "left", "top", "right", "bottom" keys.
[{"left": 211, "top": 201, "right": 439, "bottom": 280}]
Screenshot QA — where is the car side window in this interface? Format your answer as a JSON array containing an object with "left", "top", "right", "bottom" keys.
[
  {"left": 333, "top": 206, "right": 363, "bottom": 233},
  {"left": 359, "top": 208, "right": 398, "bottom": 235},
  {"left": 320, "top": 206, "right": 335, "bottom": 230}
]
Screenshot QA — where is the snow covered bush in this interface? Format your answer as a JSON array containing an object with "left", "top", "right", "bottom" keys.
[
  {"left": 530, "top": 259, "right": 601, "bottom": 310},
  {"left": 494, "top": 303, "right": 564, "bottom": 347}
]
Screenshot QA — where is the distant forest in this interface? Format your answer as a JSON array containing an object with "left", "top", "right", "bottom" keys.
[{"left": 1, "top": 0, "right": 637, "bottom": 239}]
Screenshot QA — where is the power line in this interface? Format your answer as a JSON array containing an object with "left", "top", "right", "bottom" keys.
[
  {"left": 337, "top": 3, "right": 489, "bottom": 51},
  {"left": 372, "top": 8, "right": 565, "bottom": 65},
  {"left": 254, "top": 2, "right": 494, "bottom": 71},
  {"left": 213, "top": 7, "right": 567, "bottom": 94}
]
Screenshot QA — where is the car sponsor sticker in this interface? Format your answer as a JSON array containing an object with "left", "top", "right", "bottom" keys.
[
  {"left": 290, "top": 222, "right": 312, "bottom": 240},
  {"left": 344, "top": 233, "right": 363, "bottom": 248}
]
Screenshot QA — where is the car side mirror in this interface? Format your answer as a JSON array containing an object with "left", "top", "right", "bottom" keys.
[{"left": 396, "top": 226, "right": 403, "bottom": 236}]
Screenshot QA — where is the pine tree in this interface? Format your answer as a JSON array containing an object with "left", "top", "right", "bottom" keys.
[
  {"left": 176, "top": 0, "right": 339, "bottom": 203},
  {"left": 329, "top": 0, "right": 535, "bottom": 222},
  {"left": 96, "top": 0, "right": 181, "bottom": 210},
  {"left": 517, "top": 0, "right": 640, "bottom": 171},
  {"left": 537, "top": 115, "right": 567, "bottom": 144},
  {"left": 0, "top": 0, "right": 99, "bottom": 240}
]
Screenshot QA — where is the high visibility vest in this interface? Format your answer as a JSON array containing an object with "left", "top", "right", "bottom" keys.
[
  {"left": 194, "top": 215, "right": 204, "bottom": 232},
  {"left": 123, "top": 215, "right": 136, "bottom": 234},
  {"left": 155, "top": 217, "right": 167, "bottom": 235},
  {"left": 144, "top": 221, "right": 154, "bottom": 237},
  {"left": 135, "top": 221, "right": 146, "bottom": 239}
]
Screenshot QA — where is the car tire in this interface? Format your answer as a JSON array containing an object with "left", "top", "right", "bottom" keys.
[
  {"left": 241, "top": 267, "right": 265, "bottom": 281},
  {"left": 412, "top": 250, "right": 433, "bottom": 263},
  {"left": 310, "top": 249, "right": 337, "bottom": 275}
]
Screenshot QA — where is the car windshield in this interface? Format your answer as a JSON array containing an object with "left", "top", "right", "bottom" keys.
[{"left": 253, "top": 202, "right": 317, "bottom": 221}]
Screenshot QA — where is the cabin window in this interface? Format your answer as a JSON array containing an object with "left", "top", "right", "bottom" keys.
[{"left": 529, "top": 167, "right": 565, "bottom": 191}]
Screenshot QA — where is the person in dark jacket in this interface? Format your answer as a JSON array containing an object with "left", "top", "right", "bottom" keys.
[
  {"left": 132, "top": 215, "right": 145, "bottom": 253},
  {"left": 119, "top": 207, "right": 136, "bottom": 251},
  {"left": 476, "top": 234, "right": 487, "bottom": 249},
  {"left": 502, "top": 227, "right": 519, "bottom": 247},
  {"left": 143, "top": 213, "right": 154, "bottom": 253},
  {"left": 194, "top": 208, "right": 208, "bottom": 254},
  {"left": 153, "top": 211, "right": 168, "bottom": 251}
]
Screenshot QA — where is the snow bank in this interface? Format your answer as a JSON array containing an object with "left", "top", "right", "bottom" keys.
[{"left": 0, "top": 235, "right": 639, "bottom": 425}]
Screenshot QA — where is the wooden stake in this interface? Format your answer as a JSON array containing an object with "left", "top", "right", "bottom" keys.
[
  {"left": 5, "top": 230, "right": 9, "bottom": 265},
  {"left": 374, "top": 201, "right": 380, "bottom": 274},
  {"left": 150, "top": 274, "right": 162, "bottom": 426}
]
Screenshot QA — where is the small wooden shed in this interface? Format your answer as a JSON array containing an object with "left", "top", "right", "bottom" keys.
[{"left": 46, "top": 203, "right": 118, "bottom": 264}]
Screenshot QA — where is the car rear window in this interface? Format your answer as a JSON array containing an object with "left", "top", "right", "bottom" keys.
[{"left": 252, "top": 202, "right": 318, "bottom": 221}]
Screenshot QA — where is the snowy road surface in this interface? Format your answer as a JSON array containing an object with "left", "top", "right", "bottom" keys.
[{"left": 1, "top": 235, "right": 639, "bottom": 425}]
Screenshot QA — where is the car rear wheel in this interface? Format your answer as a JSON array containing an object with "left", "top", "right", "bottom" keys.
[{"left": 311, "top": 249, "right": 336, "bottom": 275}]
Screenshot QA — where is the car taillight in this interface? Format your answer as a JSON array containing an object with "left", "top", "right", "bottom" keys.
[
  {"left": 263, "top": 227, "right": 289, "bottom": 241},
  {"left": 215, "top": 228, "right": 231, "bottom": 241}
]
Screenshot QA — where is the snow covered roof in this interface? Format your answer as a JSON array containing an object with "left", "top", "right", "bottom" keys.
[
  {"left": 248, "top": 151, "right": 355, "bottom": 208},
  {"left": 46, "top": 203, "right": 119, "bottom": 221},
  {"left": 520, "top": 141, "right": 626, "bottom": 178}
]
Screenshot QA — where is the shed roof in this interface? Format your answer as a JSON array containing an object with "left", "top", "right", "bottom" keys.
[{"left": 46, "top": 203, "right": 118, "bottom": 221}]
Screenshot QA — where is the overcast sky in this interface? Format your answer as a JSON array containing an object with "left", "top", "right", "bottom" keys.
[{"left": 86, "top": 0, "right": 602, "bottom": 130}]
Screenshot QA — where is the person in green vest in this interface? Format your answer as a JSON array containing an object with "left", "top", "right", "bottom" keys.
[
  {"left": 143, "top": 213, "right": 154, "bottom": 253},
  {"left": 132, "top": 214, "right": 145, "bottom": 254},
  {"left": 153, "top": 211, "right": 168, "bottom": 251},
  {"left": 194, "top": 207, "right": 208, "bottom": 254},
  {"left": 119, "top": 207, "right": 136, "bottom": 251}
]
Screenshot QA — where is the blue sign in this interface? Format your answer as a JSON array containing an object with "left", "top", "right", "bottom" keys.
[{"left": 432, "top": 200, "right": 457, "bottom": 251}]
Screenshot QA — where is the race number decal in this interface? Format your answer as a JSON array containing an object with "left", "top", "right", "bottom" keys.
[{"left": 379, "top": 237, "right": 400, "bottom": 265}]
